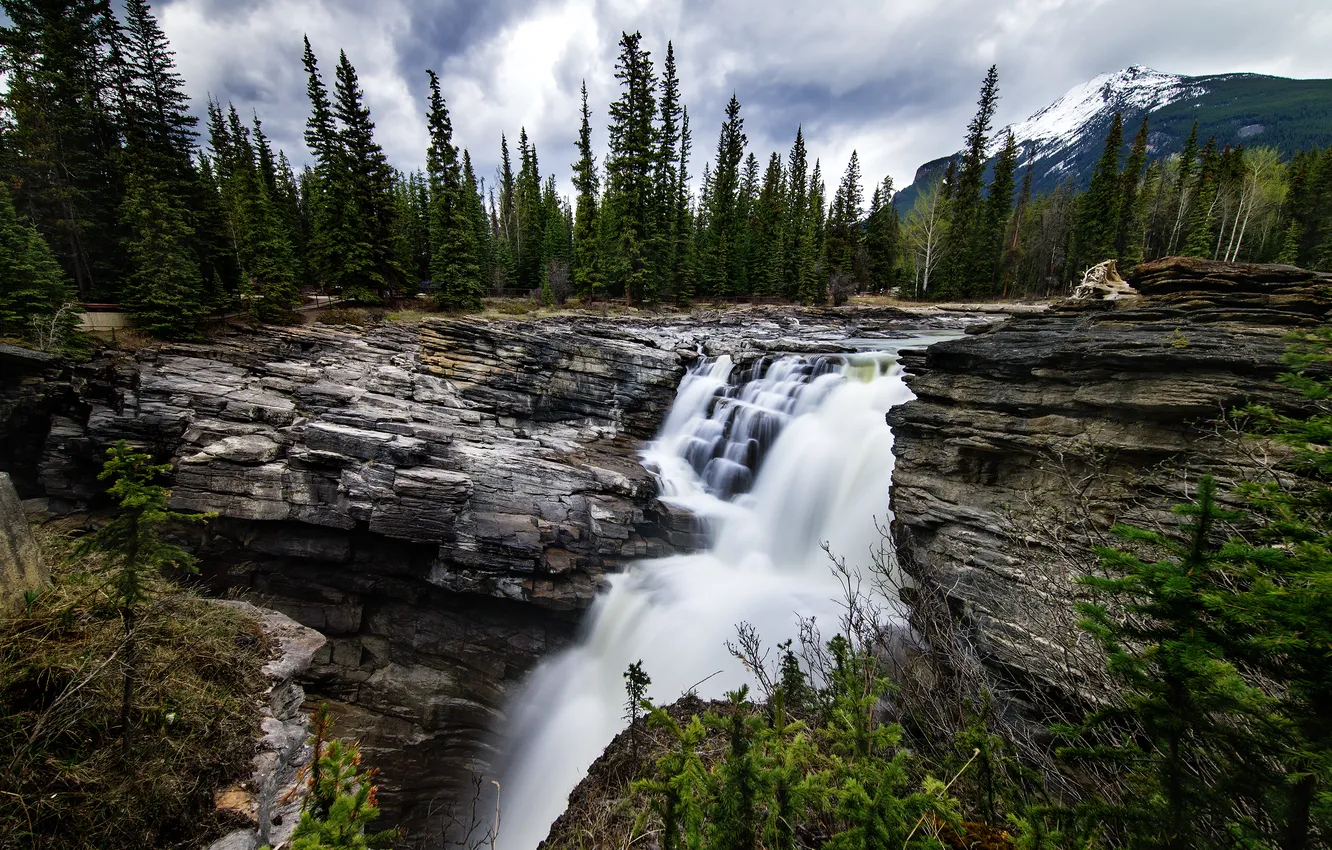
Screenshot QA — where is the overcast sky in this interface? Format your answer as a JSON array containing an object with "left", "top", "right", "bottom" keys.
[{"left": 158, "top": 0, "right": 1332, "bottom": 205}]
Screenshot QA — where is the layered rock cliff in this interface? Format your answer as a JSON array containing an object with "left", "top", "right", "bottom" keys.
[
  {"left": 3, "top": 305, "right": 960, "bottom": 834},
  {"left": 887, "top": 258, "right": 1332, "bottom": 702}
]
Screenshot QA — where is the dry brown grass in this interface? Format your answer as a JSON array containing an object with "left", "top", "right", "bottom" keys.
[{"left": 0, "top": 528, "right": 271, "bottom": 850}]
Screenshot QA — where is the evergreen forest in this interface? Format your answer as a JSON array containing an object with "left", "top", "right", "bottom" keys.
[{"left": 3, "top": 3, "right": 1332, "bottom": 343}]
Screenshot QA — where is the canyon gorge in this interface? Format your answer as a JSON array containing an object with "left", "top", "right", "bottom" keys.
[{"left": 2, "top": 257, "right": 1327, "bottom": 846}]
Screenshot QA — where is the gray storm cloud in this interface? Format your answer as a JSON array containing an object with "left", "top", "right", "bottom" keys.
[{"left": 158, "top": 0, "right": 1332, "bottom": 204}]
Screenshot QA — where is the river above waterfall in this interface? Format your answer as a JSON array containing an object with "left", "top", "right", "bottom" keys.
[{"left": 493, "top": 331, "right": 959, "bottom": 850}]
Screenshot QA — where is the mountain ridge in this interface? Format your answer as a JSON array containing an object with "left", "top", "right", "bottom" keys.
[{"left": 893, "top": 66, "right": 1332, "bottom": 212}]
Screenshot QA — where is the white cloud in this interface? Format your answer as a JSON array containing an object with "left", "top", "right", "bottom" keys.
[{"left": 158, "top": 0, "right": 1332, "bottom": 200}]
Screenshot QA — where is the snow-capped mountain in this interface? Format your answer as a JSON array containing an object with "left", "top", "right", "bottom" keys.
[
  {"left": 894, "top": 66, "right": 1332, "bottom": 211},
  {"left": 1002, "top": 66, "right": 1202, "bottom": 178}
]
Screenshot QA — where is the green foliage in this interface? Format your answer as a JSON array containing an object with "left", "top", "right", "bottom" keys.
[
  {"left": 279, "top": 705, "right": 397, "bottom": 850},
  {"left": 0, "top": 532, "right": 270, "bottom": 850},
  {"left": 620, "top": 632, "right": 964, "bottom": 850},
  {"left": 75, "top": 440, "right": 215, "bottom": 753},
  {"left": 624, "top": 659, "right": 652, "bottom": 759},
  {"left": 0, "top": 183, "right": 73, "bottom": 339},
  {"left": 119, "top": 171, "right": 209, "bottom": 339}
]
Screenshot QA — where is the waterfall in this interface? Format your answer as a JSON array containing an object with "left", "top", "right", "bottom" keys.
[{"left": 494, "top": 334, "right": 946, "bottom": 849}]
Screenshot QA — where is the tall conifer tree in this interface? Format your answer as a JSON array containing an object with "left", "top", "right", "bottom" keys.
[
  {"left": 605, "top": 31, "right": 657, "bottom": 303},
  {"left": 572, "top": 81, "right": 602, "bottom": 299},
  {"left": 1073, "top": 112, "right": 1125, "bottom": 274},
  {"left": 1116, "top": 117, "right": 1151, "bottom": 269}
]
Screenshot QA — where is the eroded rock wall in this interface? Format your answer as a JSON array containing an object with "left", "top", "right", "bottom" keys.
[{"left": 888, "top": 257, "right": 1331, "bottom": 701}]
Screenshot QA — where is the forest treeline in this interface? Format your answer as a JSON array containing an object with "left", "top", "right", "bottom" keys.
[{"left": 4, "top": 3, "right": 1332, "bottom": 341}]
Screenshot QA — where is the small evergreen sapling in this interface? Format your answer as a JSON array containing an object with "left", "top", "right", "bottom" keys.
[
  {"left": 76, "top": 440, "right": 214, "bottom": 754},
  {"left": 624, "top": 659, "right": 652, "bottom": 761}
]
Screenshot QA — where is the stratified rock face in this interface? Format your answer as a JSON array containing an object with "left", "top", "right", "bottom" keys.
[
  {"left": 12, "top": 305, "right": 971, "bottom": 832},
  {"left": 888, "top": 258, "right": 1330, "bottom": 699},
  {"left": 30, "top": 319, "right": 689, "bottom": 828},
  {"left": 0, "top": 472, "right": 46, "bottom": 611}
]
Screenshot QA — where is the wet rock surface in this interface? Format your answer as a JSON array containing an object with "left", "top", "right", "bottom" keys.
[
  {"left": 3, "top": 305, "right": 976, "bottom": 834},
  {"left": 888, "top": 258, "right": 1331, "bottom": 702}
]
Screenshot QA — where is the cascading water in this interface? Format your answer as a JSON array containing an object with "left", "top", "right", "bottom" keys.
[{"left": 495, "top": 333, "right": 949, "bottom": 850}]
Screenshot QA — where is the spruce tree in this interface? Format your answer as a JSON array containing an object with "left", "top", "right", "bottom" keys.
[
  {"left": 864, "top": 176, "right": 899, "bottom": 294},
  {"left": 1116, "top": 117, "right": 1150, "bottom": 269},
  {"left": 572, "top": 81, "right": 602, "bottom": 299},
  {"left": 826, "top": 151, "right": 864, "bottom": 281},
  {"left": 653, "top": 42, "right": 683, "bottom": 300},
  {"left": 937, "top": 65, "right": 999, "bottom": 299},
  {"left": 425, "top": 70, "right": 482, "bottom": 309},
  {"left": 120, "top": 0, "right": 197, "bottom": 186},
  {"left": 1182, "top": 137, "right": 1220, "bottom": 258},
  {"left": 605, "top": 31, "right": 657, "bottom": 304},
  {"left": 673, "top": 107, "right": 696, "bottom": 305},
  {"left": 1167, "top": 122, "right": 1200, "bottom": 254},
  {"left": 1064, "top": 476, "right": 1268, "bottom": 848},
  {"left": 982, "top": 131, "right": 1019, "bottom": 295},
  {"left": 751, "top": 153, "right": 787, "bottom": 297},
  {"left": 120, "top": 171, "right": 208, "bottom": 338},
  {"left": 331, "top": 49, "right": 405, "bottom": 300},
  {"left": 701, "top": 94, "right": 746, "bottom": 298},
  {"left": 0, "top": 184, "right": 74, "bottom": 339},
  {"left": 461, "top": 151, "right": 493, "bottom": 299},
  {"left": 799, "top": 160, "right": 827, "bottom": 305},
  {"left": 232, "top": 158, "right": 301, "bottom": 323},
  {"left": 515, "top": 128, "right": 546, "bottom": 291},
  {"left": 784, "top": 128, "right": 810, "bottom": 301},
  {"left": 1, "top": 0, "right": 125, "bottom": 299},
  {"left": 1073, "top": 112, "right": 1124, "bottom": 275}
]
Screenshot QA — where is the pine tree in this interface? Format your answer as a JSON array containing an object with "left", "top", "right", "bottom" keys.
[
  {"left": 572, "top": 81, "right": 602, "bottom": 299},
  {"left": 864, "top": 176, "right": 899, "bottom": 294},
  {"left": 605, "top": 31, "right": 657, "bottom": 304},
  {"left": 119, "top": 0, "right": 197, "bottom": 186},
  {"left": 826, "top": 151, "right": 864, "bottom": 281},
  {"left": 1073, "top": 112, "right": 1124, "bottom": 275},
  {"left": 751, "top": 153, "right": 787, "bottom": 297},
  {"left": 937, "top": 65, "right": 999, "bottom": 299},
  {"left": 1, "top": 0, "right": 125, "bottom": 299},
  {"left": 701, "top": 94, "right": 746, "bottom": 298},
  {"left": 120, "top": 171, "right": 209, "bottom": 338},
  {"left": 784, "top": 128, "right": 810, "bottom": 301},
  {"left": 0, "top": 184, "right": 74, "bottom": 339},
  {"left": 1182, "top": 137, "right": 1221, "bottom": 258},
  {"left": 1116, "top": 117, "right": 1150, "bottom": 269},
  {"left": 331, "top": 49, "right": 405, "bottom": 300},
  {"left": 982, "top": 131, "right": 1019, "bottom": 295}
]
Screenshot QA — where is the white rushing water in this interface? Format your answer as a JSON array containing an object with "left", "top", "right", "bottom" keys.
[{"left": 495, "top": 333, "right": 950, "bottom": 850}]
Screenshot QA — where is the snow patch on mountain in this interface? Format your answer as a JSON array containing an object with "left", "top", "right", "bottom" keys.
[{"left": 1001, "top": 66, "right": 1203, "bottom": 155}]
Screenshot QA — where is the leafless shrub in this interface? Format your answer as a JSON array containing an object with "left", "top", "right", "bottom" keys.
[{"left": 547, "top": 260, "right": 572, "bottom": 306}]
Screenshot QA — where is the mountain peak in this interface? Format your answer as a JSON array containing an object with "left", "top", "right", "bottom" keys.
[{"left": 1002, "top": 66, "right": 1196, "bottom": 155}]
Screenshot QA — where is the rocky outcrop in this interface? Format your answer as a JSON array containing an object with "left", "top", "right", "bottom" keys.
[
  {"left": 888, "top": 257, "right": 1331, "bottom": 701},
  {"left": 0, "top": 472, "right": 45, "bottom": 611},
  {"left": 7, "top": 305, "right": 979, "bottom": 833},
  {"left": 206, "top": 602, "right": 326, "bottom": 850}
]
